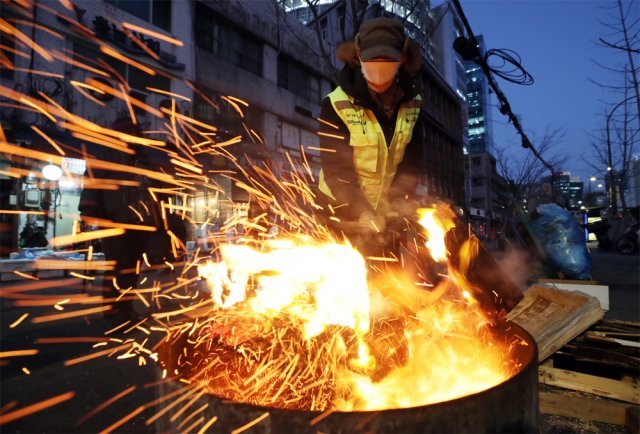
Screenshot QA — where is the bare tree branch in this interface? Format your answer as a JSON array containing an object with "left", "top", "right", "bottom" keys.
[
  {"left": 493, "top": 126, "right": 567, "bottom": 200},
  {"left": 599, "top": 37, "right": 640, "bottom": 53}
]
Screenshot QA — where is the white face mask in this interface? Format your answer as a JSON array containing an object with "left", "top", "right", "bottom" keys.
[{"left": 360, "top": 60, "right": 401, "bottom": 87}]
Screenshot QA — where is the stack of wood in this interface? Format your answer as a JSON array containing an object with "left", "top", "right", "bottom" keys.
[
  {"left": 553, "top": 319, "right": 639, "bottom": 380},
  {"left": 539, "top": 319, "right": 639, "bottom": 432},
  {"left": 507, "top": 285, "right": 639, "bottom": 432}
]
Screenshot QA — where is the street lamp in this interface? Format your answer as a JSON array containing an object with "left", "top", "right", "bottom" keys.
[
  {"left": 42, "top": 164, "right": 62, "bottom": 181},
  {"left": 41, "top": 164, "right": 62, "bottom": 248}
]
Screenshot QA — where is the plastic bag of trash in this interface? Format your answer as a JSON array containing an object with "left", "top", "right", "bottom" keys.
[{"left": 531, "top": 203, "right": 592, "bottom": 279}]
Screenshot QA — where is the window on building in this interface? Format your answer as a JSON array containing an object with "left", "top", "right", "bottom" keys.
[
  {"left": 194, "top": 92, "right": 240, "bottom": 136},
  {"left": 472, "top": 177, "right": 484, "bottom": 187},
  {"left": 0, "top": 32, "right": 15, "bottom": 80},
  {"left": 469, "top": 126, "right": 485, "bottom": 136},
  {"left": 278, "top": 55, "right": 321, "bottom": 103},
  {"left": 194, "top": 4, "right": 263, "bottom": 77},
  {"left": 471, "top": 198, "right": 484, "bottom": 207},
  {"left": 194, "top": 89, "right": 263, "bottom": 138},
  {"left": 337, "top": 5, "right": 345, "bottom": 31},
  {"left": 73, "top": 42, "right": 171, "bottom": 92},
  {"left": 320, "top": 17, "right": 328, "bottom": 40},
  {"left": 106, "top": 0, "right": 172, "bottom": 31}
]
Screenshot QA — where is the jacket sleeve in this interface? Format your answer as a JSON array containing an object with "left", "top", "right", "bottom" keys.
[
  {"left": 318, "top": 96, "right": 374, "bottom": 220},
  {"left": 388, "top": 111, "right": 423, "bottom": 202}
]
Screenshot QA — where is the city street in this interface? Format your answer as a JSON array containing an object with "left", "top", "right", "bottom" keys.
[
  {"left": 589, "top": 245, "right": 640, "bottom": 322},
  {"left": 0, "top": 247, "right": 637, "bottom": 433}
]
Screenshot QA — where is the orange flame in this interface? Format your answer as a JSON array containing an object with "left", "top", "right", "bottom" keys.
[
  {"left": 417, "top": 205, "right": 457, "bottom": 262},
  {"left": 196, "top": 224, "right": 515, "bottom": 411}
]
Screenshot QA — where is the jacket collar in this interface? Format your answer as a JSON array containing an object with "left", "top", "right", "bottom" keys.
[{"left": 336, "top": 65, "right": 422, "bottom": 110}]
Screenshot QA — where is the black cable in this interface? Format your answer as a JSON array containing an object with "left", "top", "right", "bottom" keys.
[
  {"left": 484, "top": 48, "right": 534, "bottom": 85},
  {"left": 451, "top": 0, "right": 554, "bottom": 174}
]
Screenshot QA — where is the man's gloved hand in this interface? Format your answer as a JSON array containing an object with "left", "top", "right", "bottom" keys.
[
  {"left": 389, "top": 197, "right": 417, "bottom": 219},
  {"left": 358, "top": 210, "right": 386, "bottom": 233}
]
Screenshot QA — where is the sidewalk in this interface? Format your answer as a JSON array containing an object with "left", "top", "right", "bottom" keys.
[{"left": 588, "top": 246, "right": 640, "bottom": 321}]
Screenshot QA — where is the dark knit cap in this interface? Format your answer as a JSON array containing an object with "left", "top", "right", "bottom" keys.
[{"left": 356, "top": 18, "right": 405, "bottom": 62}]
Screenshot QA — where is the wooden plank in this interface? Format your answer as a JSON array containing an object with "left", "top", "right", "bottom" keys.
[
  {"left": 539, "top": 364, "right": 640, "bottom": 404},
  {"left": 507, "top": 285, "right": 605, "bottom": 361},
  {"left": 538, "top": 281, "right": 609, "bottom": 310},
  {"left": 556, "top": 348, "right": 639, "bottom": 372},
  {"left": 539, "top": 391, "right": 632, "bottom": 425},
  {"left": 584, "top": 333, "right": 640, "bottom": 348},
  {"left": 539, "top": 278, "right": 599, "bottom": 285},
  {"left": 604, "top": 319, "right": 640, "bottom": 329},
  {"left": 627, "top": 406, "right": 640, "bottom": 433}
]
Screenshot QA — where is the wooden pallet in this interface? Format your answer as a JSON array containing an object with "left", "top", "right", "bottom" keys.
[
  {"left": 539, "top": 359, "right": 639, "bottom": 404},
  {"left": 538, "top": 319, "right": 639, "bottom": 404},
  {"left": 539, "top": 319, "right": 640, "bottom": 431}
]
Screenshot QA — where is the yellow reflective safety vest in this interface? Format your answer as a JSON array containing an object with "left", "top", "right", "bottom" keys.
[{"left": 318, "top": 86, "right": 422, "bottom": 211}]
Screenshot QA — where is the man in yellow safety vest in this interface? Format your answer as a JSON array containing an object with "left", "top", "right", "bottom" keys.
[{"left": 316, "top": 17, "right": 423, "bottom": 250}]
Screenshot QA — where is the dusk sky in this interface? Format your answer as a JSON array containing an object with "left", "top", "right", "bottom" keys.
[{"left": 445, "top": 0, "right": 637, "bottom": 183}]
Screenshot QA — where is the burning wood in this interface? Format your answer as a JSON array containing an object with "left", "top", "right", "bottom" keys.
[{"left": 184, "top": 210, "right": 523, "bottom": 412}]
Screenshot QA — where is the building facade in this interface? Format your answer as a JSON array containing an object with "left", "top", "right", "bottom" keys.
[
  {"left": 191, "top": 0, "right": 334, "bottom": 227},
  {"left": 1, "top": 0, "right": 196, "bottom": 255},
  {"left": 545, "top": 172, "right": 584, "bottom": 210},
  {"left": 464, "top": 152, "right": 508, "bottom": 238},
  {"left": 463, "top": 35, "right": 492, "bottom": 155}
]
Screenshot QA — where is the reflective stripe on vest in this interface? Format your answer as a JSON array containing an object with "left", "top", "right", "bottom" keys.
[{"left": 318, "top": 86, "right": 421, "bottom": 210}]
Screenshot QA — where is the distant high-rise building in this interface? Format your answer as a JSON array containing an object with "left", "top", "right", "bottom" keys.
[
  {"left": 464, "top": 35, "right": 493, "bottom": 155},
  {"left": 544, "top": 172, "right": 584, "bottom": 210}
]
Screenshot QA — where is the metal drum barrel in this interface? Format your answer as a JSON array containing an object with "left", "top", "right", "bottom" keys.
[{"left": 157, "top": 321, "right": 538, "bottom": 433}]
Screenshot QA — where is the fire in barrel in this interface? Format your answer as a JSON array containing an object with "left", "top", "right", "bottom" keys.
[{"left": 157, "top": 204, "right": 538, "bottom": 433}]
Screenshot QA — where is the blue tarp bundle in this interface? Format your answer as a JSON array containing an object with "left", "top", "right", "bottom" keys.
[{"left": 531, "top": 203, "right": 592, "bottom": 279}]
